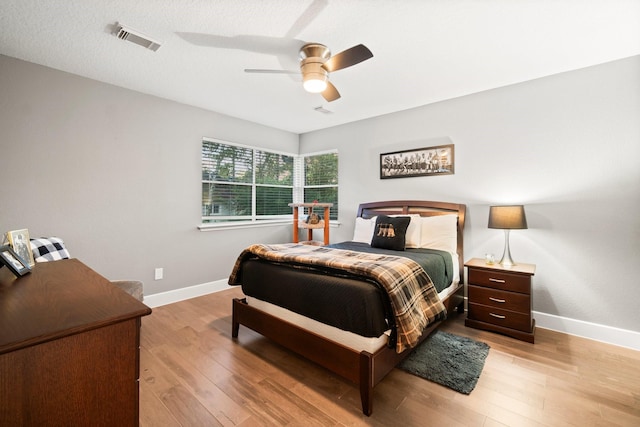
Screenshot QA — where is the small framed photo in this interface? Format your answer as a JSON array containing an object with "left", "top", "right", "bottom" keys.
[
  {"left": 0, "top": 245, "right": 31, "bottom": 277},
  {"left": 7, "top": 229, "right": 35, "bottom": 267}
]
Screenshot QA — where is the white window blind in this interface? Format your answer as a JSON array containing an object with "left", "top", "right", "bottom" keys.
[
  {"left": 302, "top": 151, "right": 338, "bottom": 221},
  {"left": 254, "top": 149, "right": 294, "bottom": 217}
]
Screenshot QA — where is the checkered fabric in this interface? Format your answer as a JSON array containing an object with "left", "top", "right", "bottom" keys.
[{"left": 30, "top": 237, "right": 71, "bottom": 262}]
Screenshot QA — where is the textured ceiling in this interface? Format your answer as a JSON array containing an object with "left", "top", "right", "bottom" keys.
[{"left": 1, "top": 0, "right": 639, "bottom": 134}]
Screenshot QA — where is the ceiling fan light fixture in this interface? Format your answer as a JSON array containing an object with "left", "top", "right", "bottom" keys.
[
  {"left": 244, "top": 41, "right": 371, "bottom": 102},
  {"left": 303, "top": 74, "right": 328, "bottom": 93},
  {"left": 300, "top": 50, "right": 329, "bottom": 94}
]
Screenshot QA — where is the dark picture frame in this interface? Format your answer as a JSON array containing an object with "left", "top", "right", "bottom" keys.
[
  {"left": 0, "top": 245, "right": 32, "bottom": 277},
  {"left": 380, "top": 144, "right": 454, "bottom": 179}
]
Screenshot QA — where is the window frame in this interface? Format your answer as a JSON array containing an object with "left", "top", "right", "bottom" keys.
[
  {"left": 300, "top": 150, "right": 339, "bottom": 221},
  {"left": 199, "top": 138, "right": 338, "bottom": 231}
]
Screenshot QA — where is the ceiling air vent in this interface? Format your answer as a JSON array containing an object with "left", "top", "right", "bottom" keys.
[
  {"left": 115, "top": 24, "right": 161, "bottom": 51},
  {"left": 314, "top": 106, "right": 333, "bottom": 114}
]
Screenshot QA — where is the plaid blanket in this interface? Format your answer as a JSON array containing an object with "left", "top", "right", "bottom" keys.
[{"left": 228, "top": 243, "right": 446, "bottom": 353}]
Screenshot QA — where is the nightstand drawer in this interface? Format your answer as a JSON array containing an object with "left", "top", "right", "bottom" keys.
[
  {"left": 467, "top": 285, "right": 530, "bottom": 313},
  {"left": 468, "top": 303, "right": 533, "bottom": 332},
  {"left": 468, "top": 268, "right": 531, "bottom": 294}
]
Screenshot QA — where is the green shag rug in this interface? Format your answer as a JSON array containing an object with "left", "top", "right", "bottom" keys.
[{"left": 397, "top": 331, "right": 490, "bottom": 394}]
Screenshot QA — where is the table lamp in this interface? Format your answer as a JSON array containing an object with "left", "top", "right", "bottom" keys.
[{"left": 488, "top": 205, "right": 528, "bottom": 266}]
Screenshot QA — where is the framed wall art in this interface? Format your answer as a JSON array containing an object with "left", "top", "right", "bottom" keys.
[
  {"left": 0, "top": 245, "right": 31, "bottom": 277},
  {"left": 380, "top": 144, "right": 454, "bottom": 179},
  {"left": 6, "top": 229, "right": 35, "bottom": 267}
]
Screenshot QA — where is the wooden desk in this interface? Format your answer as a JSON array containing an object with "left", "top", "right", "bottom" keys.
[{"left": 0, "top": 259, "right": 152, "bottom": 426}]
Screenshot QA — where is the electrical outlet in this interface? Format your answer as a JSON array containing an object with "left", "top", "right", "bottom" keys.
[{"left": 154, "top": 268, "right": 163, "bottom": 280}]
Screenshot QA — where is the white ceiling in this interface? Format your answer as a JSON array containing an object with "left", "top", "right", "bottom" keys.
[{"left": 1, "top": 0, "right": 639, "bottom": 134}]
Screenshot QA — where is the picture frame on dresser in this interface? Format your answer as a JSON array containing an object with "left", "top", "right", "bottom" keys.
[
  {"left": 0, "top": 245, "right": 31, "bottom": 277},
  {"left": 6, "top": 228, "right": 35, "bottom": 266}
]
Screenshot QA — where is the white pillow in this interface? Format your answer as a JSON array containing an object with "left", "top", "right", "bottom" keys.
[
  {"left": 352, "top": 216, "right": 377, "bottom": 243},
  {"left": 419, "top": 214, "right": 458, "bottom": 253},
  {"left": 390, "top": 214, "right": 421, "bottom": 248}
]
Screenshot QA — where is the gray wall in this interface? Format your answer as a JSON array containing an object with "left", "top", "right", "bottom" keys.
[
  {"left": 1, "top": 53, "right": 638, "bottom": 335},
  {"left": 0, "top": 54, "right": 297, "bottom": 295},
  {"left": 300, "top": 55, "right": 640, "bottom": 333}
]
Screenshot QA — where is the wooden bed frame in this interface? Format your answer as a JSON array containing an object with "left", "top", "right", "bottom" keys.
[{"left": 232, "top": 200, "right": 466, "bottom": 415}]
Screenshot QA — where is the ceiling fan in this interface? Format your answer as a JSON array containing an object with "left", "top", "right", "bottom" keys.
[{"left": 245, "top": 42, "right": 373, "bottom": 102}]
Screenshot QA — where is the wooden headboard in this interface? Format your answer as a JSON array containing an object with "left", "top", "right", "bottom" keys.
[{"left": 356, "top": 200, "right": 466, "bottom": 280}]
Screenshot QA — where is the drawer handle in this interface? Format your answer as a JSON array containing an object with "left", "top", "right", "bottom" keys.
[
  {"left": 489, "top": 278, "right": 506, "bottom": 284},
  {"left": 489, "top": 312, "right": 506, "bottom": 319},
  {"left": 489, "top": 297, "right": 506, "bottom": 303}
]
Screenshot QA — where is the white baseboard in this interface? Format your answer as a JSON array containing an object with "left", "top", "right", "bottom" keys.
[
  {"left": 143, "top": 279, "right": 231, "bottom": 308},
  {"left": 533, "top": 311, "right": 640, "bottom": 351},
  {"left": 145, "top": 284, "right": 640, "bottom": 351}
]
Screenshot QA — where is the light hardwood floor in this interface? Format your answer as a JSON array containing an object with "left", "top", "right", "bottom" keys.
[{"left": 139, "top": 287, "right": 640, "bottom": 426}]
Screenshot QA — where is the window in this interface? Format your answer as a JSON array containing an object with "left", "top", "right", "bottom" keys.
[
  {"left": 302, "top": 152, "right": 339, "bottom": 221},
  {"left": 201, "top": 139, "right": 338, "bottom": 225},
  {"left": 202, "top": 139, "right": 293, "bottom": 223}
]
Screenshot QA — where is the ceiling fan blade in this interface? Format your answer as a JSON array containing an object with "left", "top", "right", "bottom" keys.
[
  {"left": 322, "top": 44, "right": 373, "bottom": 73},
  {"left": 285, "top": 0, "right": 328, "bottom": 39},
  {"left": 177, "top": 33, "right": 304, "bottom": 71},
  {"left": 321, "top": 81, "right": 341, "bottom": 102},
  {"left": 244, "top": 69, "right": 298, "bottom": 74}
]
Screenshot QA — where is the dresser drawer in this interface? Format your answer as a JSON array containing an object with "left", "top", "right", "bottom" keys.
[
  {"left": 467, "top": 285, "right": 530, "bottom": 313},
  {"left": 468, "top": 268, "right": 531, "bottom": 294},
  {"left": 468, "top": 303, "right": 533, "bottom": 333}
]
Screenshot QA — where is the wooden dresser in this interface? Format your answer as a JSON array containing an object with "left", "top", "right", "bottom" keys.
[
  {"left": 465, "top": 258, "right": 536, "bottom": 343},
  {"left": 0, "top": 259, "right": 152, "bottom": 426}
]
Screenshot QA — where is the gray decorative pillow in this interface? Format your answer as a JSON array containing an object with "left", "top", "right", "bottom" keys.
[{"left": 371, "top": 215, "right": 411, "bottom": 251}]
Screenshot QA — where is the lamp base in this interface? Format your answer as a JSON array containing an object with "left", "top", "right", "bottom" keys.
[
  {"left": 499, "top": 256, "right": 516, "bottom": 267},
  {"left": 500, "top": 229, "right": 516, "bottom": 266}
]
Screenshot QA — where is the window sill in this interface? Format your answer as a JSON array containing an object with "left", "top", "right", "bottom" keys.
[{"left": 198, "top": 220, "right": 341, "bottom": 232}]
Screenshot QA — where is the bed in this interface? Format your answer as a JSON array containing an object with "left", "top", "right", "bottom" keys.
[{"left": 229, "top": 200, "right": 466, "bottom": 415}]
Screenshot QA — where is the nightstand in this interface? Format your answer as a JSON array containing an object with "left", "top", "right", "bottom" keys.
[
  {"left": 288, "top": 203, "right": 333, "bottom": 246},
  {"left": 465, "top": 258, "right": 536, "bottom": 343}
]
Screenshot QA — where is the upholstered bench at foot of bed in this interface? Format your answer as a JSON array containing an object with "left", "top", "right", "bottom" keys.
[
  {"left": 30, "top": 237, "right": 145, "bottom": 302},
  {"left": 111, "top": 280, "right": 144, "bottom": 302}
]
